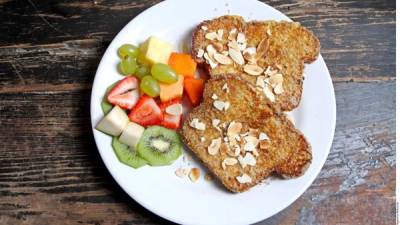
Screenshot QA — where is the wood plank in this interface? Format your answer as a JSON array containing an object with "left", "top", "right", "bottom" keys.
[
  {"left": 0, "top": 81, "right": 395, "bottom": 224},
  {"left": 0, "top": 0, "right": 395, "bottom": 87}
]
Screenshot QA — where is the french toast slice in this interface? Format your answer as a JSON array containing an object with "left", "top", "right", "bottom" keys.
[
  {"left": 191, "top": 15, "right": 320, "bottom": 111},
  {"left": 181, "top": 75, "right": 311, "bottom": 192}
]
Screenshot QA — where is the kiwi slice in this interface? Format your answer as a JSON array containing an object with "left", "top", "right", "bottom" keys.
[
  {"left": 112, "top": 137, "right": 147, "bottom": 169},
  {"left": 137, "top": 126, "right": 183, "bottom": 166},
  {"left": 101, "top": 82, "right": 118, "bottom": 115}
]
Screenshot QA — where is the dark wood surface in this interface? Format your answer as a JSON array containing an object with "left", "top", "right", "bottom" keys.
[{"left": 0, "top": 0, "right": 395, "bottom": 224}]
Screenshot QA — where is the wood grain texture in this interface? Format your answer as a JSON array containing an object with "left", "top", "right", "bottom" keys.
[{"left": 0, "top": 0, "right": 395, "bottom": 224}]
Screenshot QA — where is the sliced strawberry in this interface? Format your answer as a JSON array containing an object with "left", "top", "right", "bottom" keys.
[
  {"left": 159, "top": 98, "right": 182, "bottom": 129},
  {"left": 129, "top": 95, "right": 163, "bottom": 126},
  {"left": 107, "top": 77, "right": 139, "bottom": 110}
]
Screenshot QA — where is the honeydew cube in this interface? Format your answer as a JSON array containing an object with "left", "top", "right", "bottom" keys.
[
  {"left": 96, "top": 106, "right": 129, "bottom": 136},
  {"left": 119, "top": 122, "right": 145, "bottom": 148},
  {"left": 143, "top": 36, "right": 173, "bottom": 64}
]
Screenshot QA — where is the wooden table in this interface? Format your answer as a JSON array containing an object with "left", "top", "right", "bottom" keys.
[{"left": 0, "top": 0, "right": 395, "bottom": 224}]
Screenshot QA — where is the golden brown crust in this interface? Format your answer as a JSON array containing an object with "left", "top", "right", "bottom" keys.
[
  {"left": 191, "top": 15, "right": 320, "bottom": 111},
  {"left": 181, "top": 75, "right": 312, "bottom": 192}
]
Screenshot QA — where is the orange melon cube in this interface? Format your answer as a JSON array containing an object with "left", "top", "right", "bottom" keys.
[{"left": 160, "top": 75, "right": 184, "bottom": 102}]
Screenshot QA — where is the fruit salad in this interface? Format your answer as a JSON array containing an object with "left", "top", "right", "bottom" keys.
[{"left": 96, "top": 36, "right": 204, "bottom": 169}]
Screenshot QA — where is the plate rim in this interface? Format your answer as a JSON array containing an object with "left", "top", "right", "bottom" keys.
[{"left": 90, "top": 0, "right": 337, "bottom": 224}]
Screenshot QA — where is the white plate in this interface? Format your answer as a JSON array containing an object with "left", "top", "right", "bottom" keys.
[{"left": 90, "top": 0, "right": 336, "bottom": 224}]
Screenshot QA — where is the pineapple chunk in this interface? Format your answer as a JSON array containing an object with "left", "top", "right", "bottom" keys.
[{"left": 142, "top": 36, "right": 173, "bottom": 64}]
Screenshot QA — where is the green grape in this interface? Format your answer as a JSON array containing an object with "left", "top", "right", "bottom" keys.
[
  {"left": 140, "top": 76, "right": 160, "bottom": 97},
  {"left": 118, "top": 44, "right": 139, "bottom": 59},
  {"left": 151, "top": 63, "right": 178, "bottom": 84},
  {"left": 119, "top": 56, "right": 138, "bottom": 75},
  {"left": 135, "top": 66, "right": 150, "bottom": 79}
]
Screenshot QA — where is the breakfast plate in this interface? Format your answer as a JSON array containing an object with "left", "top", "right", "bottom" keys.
[{"left": 90, "top": 0, "right": 336, "bottom": 224}]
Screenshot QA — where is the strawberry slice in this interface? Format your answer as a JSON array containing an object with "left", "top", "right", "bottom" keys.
[
  {"left": 129, "top": 95, "right": 163, "bottom": 126},
  {"left": 107, "top": 77, "right": 139, "bottom": 110},
  {"left": 159, "top": 98, "right": 182, "bottom": 129}
]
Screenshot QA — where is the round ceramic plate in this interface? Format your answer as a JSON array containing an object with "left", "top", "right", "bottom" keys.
[{"left": 90, "top": 0, "right": 336, "bottom": 224}]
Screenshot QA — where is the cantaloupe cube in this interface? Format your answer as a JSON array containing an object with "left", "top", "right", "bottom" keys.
[
  {"left": 160, "top": 75, "right": 184, "bottom": 102},
  {"left": 142, "top": 36, "right": 172, "bottom": 64}
]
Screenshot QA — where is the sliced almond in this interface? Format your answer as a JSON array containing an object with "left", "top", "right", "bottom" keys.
[
  {"left": 189, "top": 118, "right": 205, "bottom": 130},
  {"left": 228, "top": 28, "right": 237, "bottom": 41},
  {"left": 267, "top": 28, "right": 272, "bottom": 36},
  {"left": 189, "top": 168, "right": 201, "bottom": 182},
  {"left": 256, "top": 37, "right": 269, "bottom": 59},
  {"left": 228, "top": 41, "right": 241, "bottom": 51},
  {"left": 269, "top": 73, "right": 283, "bottom": 87},
  {"left": 217, "top": 29, "right": 224, "bottom": 41},
  {"left": 205, "top": 32, "right": 218, "bottom": 40},
  {"left": 206, "top": 44, "right": 217, "bottom": 56},
  {"left": 256, "top": 76, "right": 266, "bottom": 88},
  {"left": 208, "top": 138, "right": 221, "bottom": 155},
  {"left": 259, "top": 139, "right": 269, "bottom": 150},
  {"left": 243, "top": 52, "right": 257, "bottom": 64},
  {"left": 244, "top": 136, "right": 259, "bottom": 147},
  {"left": 200, "top": 137, "right": 206, "bottom": 142},
  {"left": 211, "top": 93, "right": 218, "bottom": 100},
  {"left": 263, "top": 86, "right": 275, "bottom": 102},
  {"left": 243, "top": 47, "right": 256, "bottom": 55},
  {"left": 222, "top": 83, "right": 229, "bottom": 93},
  {"left": 223, "top": 137, "right": 229, "bottom": 142},
  {"left": 227, "top": 145, "right": 241, "bottom": 157},
  {"left": 221, "top": 157, "right": 238, "bottom": 170},
  {"left": 228, "top": 48, "right": 245, "bottom": 65},
  {"left": 259, "top": 132, "right": 269, "bottom": 140},
  {"left": 201, "top": 25, "right": 208, "bottom": 31},
  {"left": 238, "top": 153, "right": 257, "bottom": 168},
  {"left": 237, "top": 32, "right": 246, "bottom": 43},
  {"left": 175, "top": 168, "right": 189, "bottom": 178},
  {"left": 252, "top": 149, "right": 259, "bottom": 157},
  {"left": 222, "top": 50, "right": 229, "bottom": 56},
  {"left": 224, "top": 102, "right": 230, "bottom": 111},
  {"left": 212, "top": 119, "right": 221, "bottom": 128},
  {"left": 228, "top": 136, "right": 237, "bottom": 146},
  {"left": 213, "top": 100, "right": 226, "bottom": 111},
  {"left": 211, "top": 41, "right": 224, "bottom": 52},
  {"left": 243, "top": 142, "right": 256, "bottom": 151},
  {"left": 243, "top": 64, "right": 263, "bottom": 76},
  {"left": 236, "top": 173, "right": 252, "bottom": 184},
  {"left": 248, "top": 128, "right": 258, "bottom": 137},
  {"left": 203, "top": 52, "right": 218, "bottom": 69},
  {"left": 285, "top": 112, "right": 296, "bottom": 126},
  {"left": 227, "top": 121, "right": 242, "bottom": 136},
  {"left": 197, "top": 49, "right": 205, "bottom": 58},
  {"left": 274, "top": 83, "right": 284, "bottom": 94},
  {"left": 165, "top": 103, "right": 182, "bottom": 116},
  {"left": 213, "top": 53, "right": 233, "bottom": 65}
]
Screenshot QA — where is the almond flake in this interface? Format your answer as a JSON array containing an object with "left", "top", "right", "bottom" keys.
[
  {"left": 256, "top": 37, "right": 269, "bottom": 59},
  {"left": 256, "top": 76, "right": 266, "bottom": 88},
  {"left": 189, "top": 168, "right": 201, "bottom": 182},
  {"left": 211, "top": 93, "right": 218, "bottom": 100},
  {"left": 252, "top": 149, "right": 259, "bottom": 157},
  {"left": 165, "top": 103, "right": 182, "bottom": 116},
  {"left": 221, "top": 157, "right": 238, "bottom": 170},
  {"left": 228, "top": 41, "right": 241, "bottom": 51},
  {"left": 222, "top": 83, "right": 229, "bottom": 92},
  {"left": 197, "top": 49, "right": 205, "bottom": 58},
  {"left": 238, "top": 153, "right": 257, "bottom": 168},
  {"left": 175, "top": 168, "right": 189, "bottom": 178},
  {"left": 237, "top": 32, "right": 246, "bottom": 43},
  {"left": 243, "top": 64, "right": 263, "bottom": 76},
  {"left": 228, "top": 28, "right": 237, "bottom": 40},
  {"left": 224, "top": 102, "right": 230, "bottom": 110},
  {"left": 267, "top": 28, "right": 272, "bottom": 36},
  {"left": 285, "top": 112, "right": 296, "bottom": 126},
  {"left": 243, "top": 52, "right": 257, "bottom": 64},
  {"left": 259, "top": 132, "right": 269, "bottom": 140},
  {"left": 200, "top": 137, "right": 206, "bottom": 142},
  {"left": 228, "top": 48, "right": 245, "bottom": 65},
  {"left": 205, "top": 32, "right": 218, "bottom": 40},
  {"left": 201, "top": 25, "right": 208, "bottom": 31},
  {"left": 244, "top": 136, "right": 259, "bottom": 147},
  {"left": 243, "top": 47, "right": 256, "bottom": 55},
  {"left": 213, "top": 53, "right": 233, "bottom": 65},
  {"left": 274, "top": 83, "right": 284, "bottom": 94},
  {"left": 212, "top": 119, "right": 221, "bottom": 127},
  {"left": 203, "top": 52, "right": 218, "bottom": 69},
  {"left": 208, "top": 138, "right": 221, "bottom": 155},
  {"left": 190, "top": 118, "right": 206, "bottom": 130},
  {"left": 263, "top": 86, "right": 275, "bottom": 102},
  {"left": 211, "top": 41, "right": 224, "bottom": 52},
  {"left": 206, "top": 44, "right": 217, "bottom": 56},
  {"left": 227, "top": 121, "right": 242, "bottom": 136},
  {"left": 217, "top": 29, "right": 224, "bottom": 41},
  {"left": 213, "top": 100, "right": 226, "bottom": 111},
  {"left": 269, "top": 73, "right": 283, "bottom": 87},
  {"left": 260, "top": 139, "right": 269, "bottom": 150},
  {"left": 222, "top": 50, "right": 229, "bottom": 56},
  {"left": 243, "top": 142, "right": 255, "bottom": 151},
  {"left": 236, "top": 173, "right": 252, "bottom": 184}
]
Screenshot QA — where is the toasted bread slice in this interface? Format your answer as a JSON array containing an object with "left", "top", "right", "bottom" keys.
[
  {"left": 181, "top": 75, "right": 311, "bottom": 192},
  {"left": 191, "top": 15, "right": 320, "bottom": 111}
]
